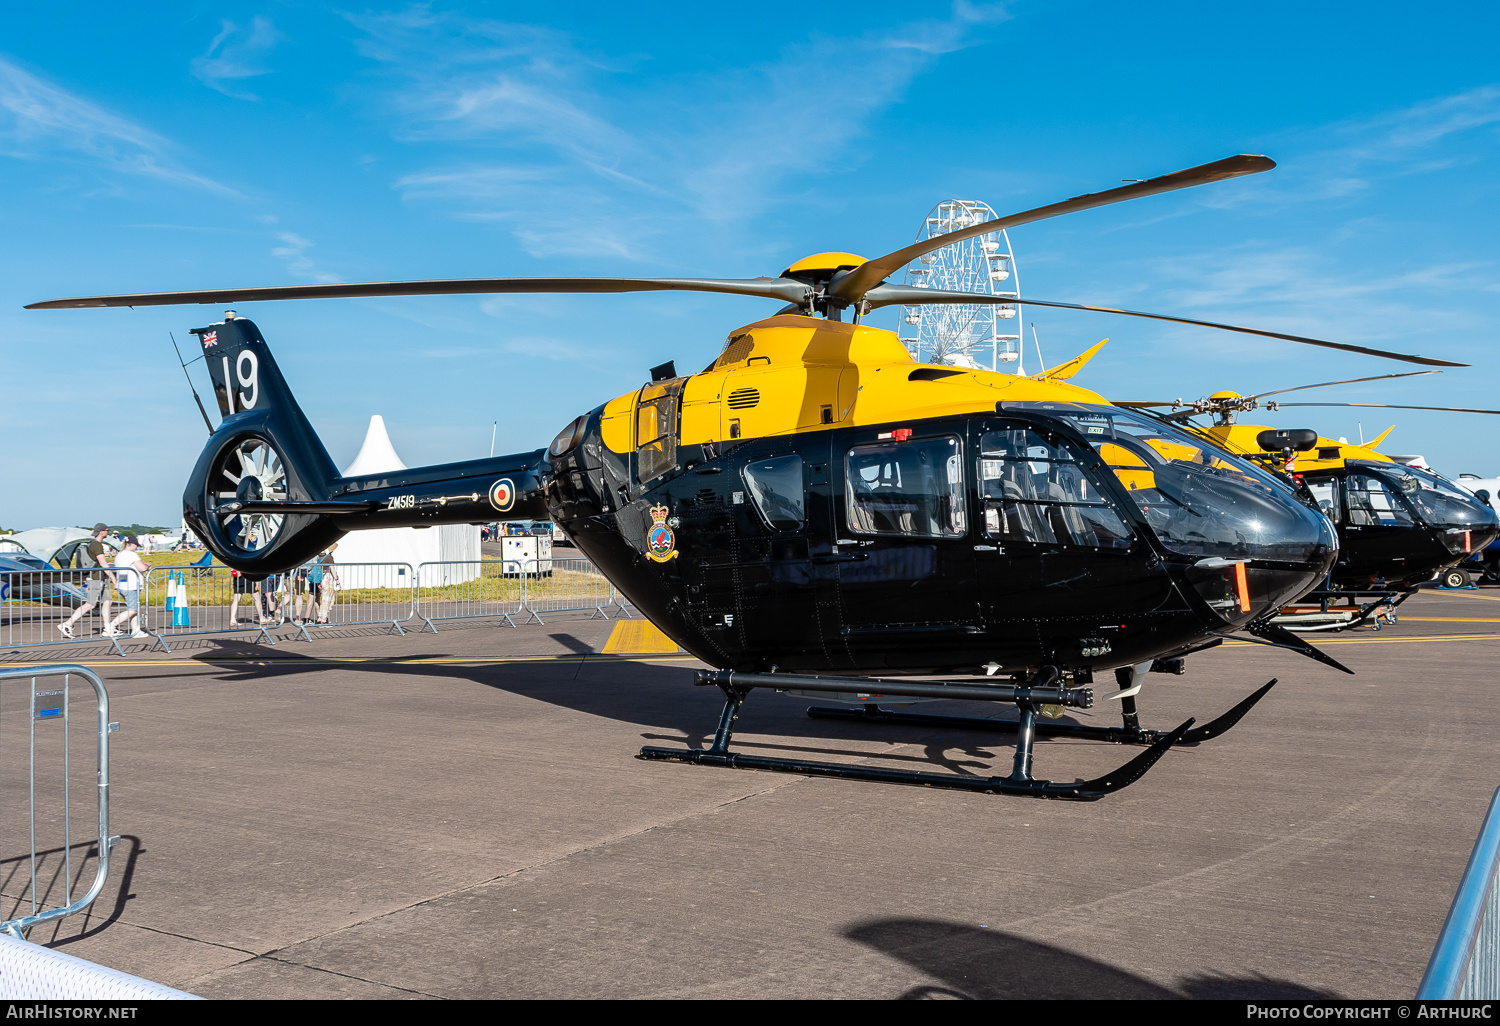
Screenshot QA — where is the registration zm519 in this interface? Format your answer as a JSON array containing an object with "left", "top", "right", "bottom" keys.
[{"left": 385, "top": 495, "right": 416, "bottom": 511}]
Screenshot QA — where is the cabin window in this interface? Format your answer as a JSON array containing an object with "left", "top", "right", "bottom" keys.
[
  {"left": 1306, "top": 480, "right": 1340, "bottom": 523},
  {"left": 742, "top": 454, "right": 806, "bottom": 531},
  {"left": 636, "top": 379, "right": 685, "bottom": 484},
  {"left": 978, "top": 428, "right": 1131, "bottom": 549},
  {"left": 1345, "top": 473, "right": 1415, "bottom": 527},
  {"left": 845, "top": 436, "right": 966, "bottom": 538}
]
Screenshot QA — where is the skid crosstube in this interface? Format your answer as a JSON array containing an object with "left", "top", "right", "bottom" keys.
[
  {"left": 805, "top": 678, "right": 1277, "bottom": 747},
  {"left": 637, "top": 668, "right": 1204, "bottom": 800},
  {"left": 638, "top": 719, "right": 1192, "bottom": 801}
]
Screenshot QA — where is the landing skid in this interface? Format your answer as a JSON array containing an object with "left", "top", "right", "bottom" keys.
[
  {"left": 1274, "top": 586, "right": 1415, "bottom": 633},
  {"left": 638, "top": 669, "right": 1195, "bottom": 801},
  {"left": 806, "top": 678, "right": 1277, "bottom": 747}
]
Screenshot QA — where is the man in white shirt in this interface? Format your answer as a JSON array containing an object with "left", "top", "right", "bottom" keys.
[{"left": 105, "top": 536, "right": 149, "bottom": 639}]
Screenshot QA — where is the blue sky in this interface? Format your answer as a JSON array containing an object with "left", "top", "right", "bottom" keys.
[{"left": 3, "top": 2, "right": 1499, "bottom": 528}]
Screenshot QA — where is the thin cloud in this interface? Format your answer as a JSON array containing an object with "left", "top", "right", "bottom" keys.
[
  {"left": 0, "top": 55, "right": 231, "bottom": 193},
  {"left": 270, "top": 231, "right": 341, "bottom": 283},
  {"left": 350, "top": 4, "right": 1011, "bottom": 262},
  {"left": 191, "top": 18, "right": 282, "bottom": 100}
]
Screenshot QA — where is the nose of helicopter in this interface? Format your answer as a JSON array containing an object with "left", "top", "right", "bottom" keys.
[
  {"left": 1161, "top": 470, "right": 1339, "bottom": 627},
  {"left": 1031, "top": 403, "right": 1338, "bottom": 628}
]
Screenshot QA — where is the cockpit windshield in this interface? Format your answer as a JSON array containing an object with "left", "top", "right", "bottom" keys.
[
  {"left": 1353, "top": 461, "right": 1498, "bottom": 528},
  {"left": 1015, "top": 404, "right": 1335, "bottom": 562}
]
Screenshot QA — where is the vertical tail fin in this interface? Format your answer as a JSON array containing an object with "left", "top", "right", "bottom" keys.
[{"left": 184, "top": 315, "right": 345, "bottom": 568}]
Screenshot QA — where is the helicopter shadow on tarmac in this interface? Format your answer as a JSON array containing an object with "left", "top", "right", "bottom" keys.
[
  {"left": 190, "top": 636, "right": 1023, "bottom": 775},
  {"left": 843, "top": 918, "right": 1339, "bottom": 1000}
]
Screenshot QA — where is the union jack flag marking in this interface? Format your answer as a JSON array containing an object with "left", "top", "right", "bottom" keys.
[{"left": 202, "top": 331, "right": 218, "bottom": 347}]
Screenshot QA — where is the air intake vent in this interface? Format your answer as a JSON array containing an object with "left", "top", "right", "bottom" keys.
[
  {"left": 727, "top": 388, "right": 760, "bottom": 410},
  {"left": 696, "top": 488, "right": 719, "bottom": 506},
  {"left": 714, "top": 334, "right": 754, "bottom": 369}
]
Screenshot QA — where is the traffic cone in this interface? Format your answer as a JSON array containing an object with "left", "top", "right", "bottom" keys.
[
  {"left": 164, "top": 571, "right": 176, "bottom": 612},
  {"left": 173, "top": 574, "right": 190, "bottom": 627}
]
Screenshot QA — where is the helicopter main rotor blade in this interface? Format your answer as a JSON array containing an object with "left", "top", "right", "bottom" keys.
[
  {"left": 1276, "top": 402, "right": 1500, "bottom": 415},
  {"left": 1247, "top": 370, "right": 1442, "bottom": 401},
  {"left": 828, "top": 154, "right": 1276, "bottom": 305},
  {"left": 1112, "top": 401, "right": 1178, "bottom": 408},
  {"left": 863, "top": 285, "right": 1467, "bottom": 368},
  {"left": 25, "top": 276, "right": 812, "bottom": 310}
]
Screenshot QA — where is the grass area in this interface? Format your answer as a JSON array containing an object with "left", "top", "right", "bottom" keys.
[
  {"left": 109, "top": 557, "right": 607, "bottom": 608},
  {"left": 7, "top": 549, "right": 610, "bottom": 611}
]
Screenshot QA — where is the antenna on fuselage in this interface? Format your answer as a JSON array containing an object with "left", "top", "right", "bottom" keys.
[{"left": 170, "top": 332, "right": 215, "bottom": 435}]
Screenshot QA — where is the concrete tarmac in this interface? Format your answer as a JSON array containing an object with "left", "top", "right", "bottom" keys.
[{"left": 1, "top": 587, "right": 1497, "bottom": 999}]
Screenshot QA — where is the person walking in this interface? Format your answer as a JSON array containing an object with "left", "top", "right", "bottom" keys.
[
  {"left": 58, "top": 523, "right": 114, "bottom": 638},
  {"left": 105, "top": 536, "right": 149, "bottom": 638},
  {"left": 228, "top": 568, "right": 262, "bottom": 627},
  {"left": 315, "top": 544, "right": 338, "bottom": 624}
]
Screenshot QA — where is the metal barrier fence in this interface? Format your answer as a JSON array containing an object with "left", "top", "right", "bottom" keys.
[
  {"left": 415, "top": 561, "right": 525, "bottom": 631},
  {"left": 144, "top": 561, "right": 416, "bottom": 647},
  {"left": 0, "top": 567, "right": 145, "bottom": 657},
  {"left": 521, "top": 557, "right": 623, "bottom": 622},
  {"left": 0, "top": 665, "right": 118, "bottom": 940},
  {"left": 283, "top": 561, "right": 416, "bottom": 638},
  {"left": 4, "top": 557, "right": 630, "bottom": 650},
  {"left": 1419, "top": 787, "right": 1500, "bottom": 999},
  {"left": 143, "top": 563, "right": 283, "bottom": 648}
]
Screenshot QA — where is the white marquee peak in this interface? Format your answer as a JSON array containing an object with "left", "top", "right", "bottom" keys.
[{"left": 343, "top": 415, "right": 407, "bottom": 477}]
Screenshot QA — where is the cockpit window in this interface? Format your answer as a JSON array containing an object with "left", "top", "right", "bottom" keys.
[
  {"left": 845, "top": 436, "right": 966, "bottom": 538},
  {"left": 1373, "top": 463, "right": 1496, "bottom": 527},
  {"left": 636, "top": 379, "right": 684, "bottom": 484},
  {"left": 1345, "top": 473, "right": 1415, "bottom": 527},
  {"left": 979, "top": 427, "right": 1131, "bottom": 549},
  {"left": 742, "top": 455, "right": 805, "bottom": 531},
  {"left": 1025, "top": 405, "right": 1332, "bottom": 561}
]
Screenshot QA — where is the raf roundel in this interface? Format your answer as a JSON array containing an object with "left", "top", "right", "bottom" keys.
[{"left": 488, "top": 478, "right": 515, "bottom": 513}]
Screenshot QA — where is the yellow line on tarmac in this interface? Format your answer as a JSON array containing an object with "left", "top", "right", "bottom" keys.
[
  {"left": 0, "top": 654, "right": 703, "bottom": 670},
  {"left": 1223, "top": 633, "right": 1500, "bottom": 647},
  {"left": 1402, "top": 617, "right": 1500, "bottom": 623},
  {"left": 1444, "top": 591, "right": 1500, "bottom": 602}
]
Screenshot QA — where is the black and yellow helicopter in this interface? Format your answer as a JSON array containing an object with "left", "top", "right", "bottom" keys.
[
  {"left": 1119, "top": 376, "right": 1500, "bottom": 630},
  {"left": 28, "top": 155, "right": 1472, "bottom": 800}
]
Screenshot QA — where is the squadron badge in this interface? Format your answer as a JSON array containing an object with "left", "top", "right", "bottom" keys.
[{"left": 646, "top": 503, "right": 678, "bottom": 562}]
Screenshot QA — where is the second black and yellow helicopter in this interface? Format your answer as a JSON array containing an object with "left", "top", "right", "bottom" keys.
[
  {"left": 29, "top": 155, "right": 1472, "bottom": 800},
  {"left": 1121, "top": 376, "right": 1500, "bottom": 630}
]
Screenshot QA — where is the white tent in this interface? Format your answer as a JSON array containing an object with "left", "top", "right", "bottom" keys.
[
  {"left": 5, "top": 527, "right": 94, "bottom": 562},
  {"left": 332, "top": 416, "right": 480, "bottom": 585}
]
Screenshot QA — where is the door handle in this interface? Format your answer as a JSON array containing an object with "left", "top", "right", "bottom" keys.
[{"left": 972, "top": 545, "right": 998, "bottom": 552}]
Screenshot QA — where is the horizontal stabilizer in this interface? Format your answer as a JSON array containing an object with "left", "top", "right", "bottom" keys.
[{"left": 213, "top": 500, "right": 381, "bottom": 516}]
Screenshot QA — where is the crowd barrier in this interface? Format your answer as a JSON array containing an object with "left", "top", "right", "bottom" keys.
[
  {"left": 519, "top": 557, "right": 622, "bottom": 623},
  {"left": 142, "top": 561, "right": 416, "bottom": 649},
  {"left": 0, "top": 665, "right": 118, "bottom": 941},
  {"left": 3, "top": 557, "right": 634, "bottom": 653},
  {"left": 0, "top": 567, "right": 145, "bottom": 657},
  {"left": 1419, "top": 786, "right": 1500, "bottom": 999},
  {"left": 415, "top": 560, "right": 525, "bottom": 631}
]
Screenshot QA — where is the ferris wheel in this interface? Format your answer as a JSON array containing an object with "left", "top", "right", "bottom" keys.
[{"left": 897, "top": 200, "right": 1023, "bottom": 372}]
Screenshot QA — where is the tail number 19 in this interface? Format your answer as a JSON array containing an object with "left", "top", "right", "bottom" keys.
[{"left": 221, "top": 351, "right": 259, "bottom": 412}]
